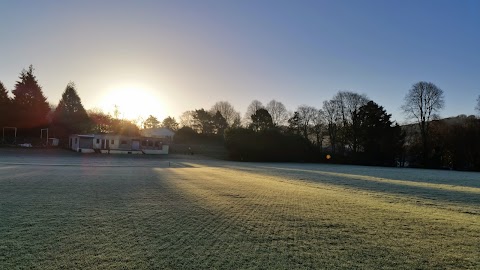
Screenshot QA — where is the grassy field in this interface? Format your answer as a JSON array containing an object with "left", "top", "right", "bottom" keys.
[{"left": 0, "top": 159, "right": 479, "bottom": 269}]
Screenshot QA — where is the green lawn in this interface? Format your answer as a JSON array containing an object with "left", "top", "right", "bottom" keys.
[{"left": 0, "top": 162, "right": 479, "bottom": 269}]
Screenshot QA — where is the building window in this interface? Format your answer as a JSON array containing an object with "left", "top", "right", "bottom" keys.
[
  {"left": 111, "top": 140, "right": 114, "bottom": 144},
  {"left": 121, "top": 140, "right": 127, "bottom": 145},
  {"left": 148, "top": 140, "right": 153, "bottom": 147},
  {"left": 96, "top": 139, "right": 100, "bottom": 144},
  {"left": 141, "top": 140, "right": 147, "bottom": 146},
  {"left": 75, "top": 138, "right": 78, "bottom": 144},
  {"left": 155, "top": 141, "right": 161, "bottom": 147}
]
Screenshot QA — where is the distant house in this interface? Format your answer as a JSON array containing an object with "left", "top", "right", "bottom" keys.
[
  {"left": 69, "top": 134, "right": 169, "bottom": 154},
  {"left": 141, "top": 127, "right": 175, "bottom": 142}
]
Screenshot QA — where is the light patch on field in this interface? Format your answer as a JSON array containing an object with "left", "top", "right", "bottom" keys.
[
  {"left": 161, "top": 166, "right": 480, "bottom": 268},
  {"left": 260, "top": 165, "right": 480, "bottom": 194}
]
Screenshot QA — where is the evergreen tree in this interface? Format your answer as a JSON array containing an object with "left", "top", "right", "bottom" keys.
[
  {"left": 162, "top": 116, "right": 179, "bottom": 131},
  {"left": 52, "top": 82, "right": 91, "bottom": 136},
  {"left": 250, "top": 108, "right": 274, "bottom": 132},
  {"left": 143, "top": 115, "right": 160, "bottom": 129},
  {"left": 0, "top": 81, "right": 12, "bottom": 127},
  {"left": 357, "top": 101, "right": 404, "bottom": 166},
  {"left": 11, "top": 65, "right": 50, "bottom": 129},
  {"left": 193, "top": 109, "right": 214, "bottom": 134},
  {"left": 212, "top": 111, "right": 228, "bottom": 135}
]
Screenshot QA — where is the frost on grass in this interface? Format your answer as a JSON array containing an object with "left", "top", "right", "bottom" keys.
[{"left": 0, "top": 161, "right": 479, "bottom": 269}]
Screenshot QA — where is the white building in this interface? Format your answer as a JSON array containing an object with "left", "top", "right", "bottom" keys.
[{"left": 69, "top": 134, "right": 170, "bottom": 154}]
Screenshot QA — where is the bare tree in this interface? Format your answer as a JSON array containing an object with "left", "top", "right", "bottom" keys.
[
  {"left": 210, "top": 101, "right": 241, "bottom": 127},
  {"left": 266, "top": 100, "right": 289, "bottom": 126},
  {"left": 311, "top": 109, "right": 325, "bottom": 149},
  {"left": 244, "top": 100, "right": 264, "bottom": 125},
  {"left": 332, "top": 91, "right": 369, "bottom": 153},
  {"left": 402, "top": 81, "right": 445, "bottom": 166},
  {"left": 297, "top": 105, "right": 317, "bottom": 140},
  {"left": 179, "top": 110, "right": 195, "bottom": 128},
  {"left": 322, "top": 99, "right": 341, "bottom": 153}
]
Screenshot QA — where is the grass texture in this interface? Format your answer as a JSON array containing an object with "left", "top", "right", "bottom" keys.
[{"left": 0, "top": 161, "right": 479, "bottom": 269}]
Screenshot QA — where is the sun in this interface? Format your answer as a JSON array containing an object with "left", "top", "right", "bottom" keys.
[{"left": 99, "top": 85, "right": 167, "bottom": 123}]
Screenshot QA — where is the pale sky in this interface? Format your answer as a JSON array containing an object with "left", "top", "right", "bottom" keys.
[{"left": 1, "top": 0, "right": 479, "bottom": 123}]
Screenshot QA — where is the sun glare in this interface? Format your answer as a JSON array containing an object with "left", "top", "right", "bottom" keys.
[{"left": 98, "top": 85, "right": 166, "bottom": 123}]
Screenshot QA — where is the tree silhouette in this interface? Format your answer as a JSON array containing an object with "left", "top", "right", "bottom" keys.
[
  {"left": 288, "top": 111, "right": 301, "bottom": 135},
  {"left": 193, "top": 109, "right": 214, "bottom": 134},
  {"left": 266, "top": 100, "right": 289, "bottom": 126},
  {"left": 244, "top": 100, "right": 264, "bottom": 124},
  {"left": 11, "top": 65, "right": 50, "bottom": 130},
  {"left": 331, "top": 91, "right": 369, "bottom": 154},
  {"left": 210, "top": 101, "right": 240, "bottom": 127},
  {"left": 143, "top": 115, "right": 160, "bottom": 129},
  {"left": 357, "top": 101, "right": 404, "bottom": 166},
  {"left": 297, "top": 105, "right": 317, "bottom": 140},
  {"left": 162, "top": 116, "right": 179, "bottom": 131},
  {"left": 212, "top": 111, "right": 228, "bottom": 134},
  {"left": 52, "top": 82, "right": 91, "bottom": 136},
  {"left": 250, "top": 108, "right": 273, "bottom": 132},
  {"left": 179, "top": 110, "right": 195, "bottom": 128},
  {"left": 402, "top": 81, "right": 444, "bottom": 166},
  {"left": 0, "top": 81, "right": 12, "bottom": 128},
  {"left": 322, "top": 100, "right": 340, "bottom": 154},
  {"left": 311, "top": 109, "right": 325, "bottom": 150}
]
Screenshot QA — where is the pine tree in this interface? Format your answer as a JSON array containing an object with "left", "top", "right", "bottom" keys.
[
  {"left": 52, "top": 82, "right": 91, "bottom": 136},
  {"left": 162, "top": 116, "right": 179, "bottom": 131},
  {"left": 11, "top": 65, "right": 50, "bottom": 129},
  {"left": 357, "top": 101, "right": 404, "bottom": 166},
  {"left": 143, "top": 115, "right": 160, "bottom": 129}
]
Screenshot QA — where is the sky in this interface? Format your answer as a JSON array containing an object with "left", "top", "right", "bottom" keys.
[{"left": 1, "top": 0, "right": 479, "bottom": 123}]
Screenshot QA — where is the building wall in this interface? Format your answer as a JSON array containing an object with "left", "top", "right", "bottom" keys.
[{"left": 69, "top": 134, "right": 170, "bottom": 154}]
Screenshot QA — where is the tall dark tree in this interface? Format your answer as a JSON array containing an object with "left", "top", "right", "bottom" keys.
[
  {"left": 357, "top": 101, "right": 404, "bottom": 166},
  {"left": 402, "top": 81, "right": 444, "bottom": 166},
  {"left": 11, "top": 65, "right": 50, "bottom": 130},
  {"left": 212, "top": 111, "right": 228, "bottom": 134},
  {"left": 162, "top": 116, "right": 179, "bottom": 131},
  {"left": 193, "top": 109, "right": 214, "bottom": 134},
  {"left": 52, "top": 82, "right": 91, "bottom": 136},
  {"left": 0, "top": 81, "right": 12, "bottom": 128},
  {"left": 250, "top": 108, "right": 273, "bottom": 132}
]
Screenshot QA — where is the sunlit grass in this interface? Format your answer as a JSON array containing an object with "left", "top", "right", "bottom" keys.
[{"left": 0, "top": 162, "right": 478, "bottom": 269}]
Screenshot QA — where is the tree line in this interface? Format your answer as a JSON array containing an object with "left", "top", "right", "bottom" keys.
[
  {"left": 1, "top": 66, "right": 480, "bottom": 170},
  {"left": 0, "top": 66, "right": 180, "bottom": 145}
]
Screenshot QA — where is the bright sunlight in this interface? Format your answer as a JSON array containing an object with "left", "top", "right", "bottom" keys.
[{"left": 98, "top": 85, "right": 167, "bottom": 122}]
